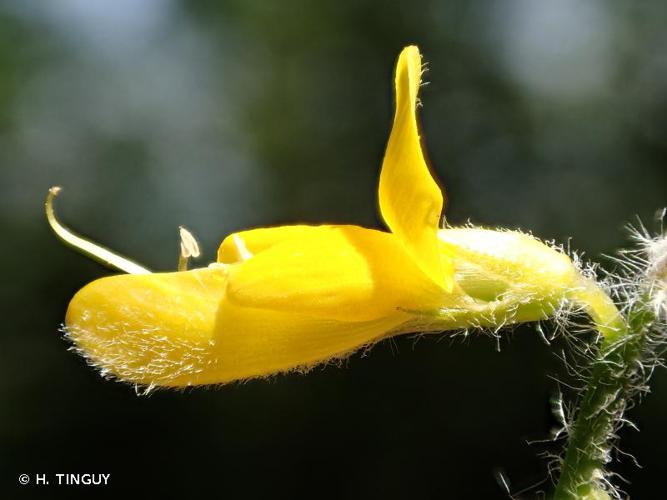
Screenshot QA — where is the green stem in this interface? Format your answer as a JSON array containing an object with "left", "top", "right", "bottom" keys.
[{"left": 554, "top": 286, "right": 655, "bottom": 499}]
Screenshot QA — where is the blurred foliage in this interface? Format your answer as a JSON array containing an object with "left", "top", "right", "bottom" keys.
[{"left": 1, "top": 1, "right": 665, "bottom": 498}]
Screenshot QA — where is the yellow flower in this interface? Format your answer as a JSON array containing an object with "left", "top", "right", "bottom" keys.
[{"left": 50, "top": 46, "right": 622, "bottom": 388}]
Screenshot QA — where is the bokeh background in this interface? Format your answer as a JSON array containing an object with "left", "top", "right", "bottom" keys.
[{"left": 2, "top": 1, "right": 666, "bottom": 498}]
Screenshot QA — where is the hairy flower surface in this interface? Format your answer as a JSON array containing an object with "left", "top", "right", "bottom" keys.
[{"left": 53, "top": 46, "right": 619, "bottom": 387}]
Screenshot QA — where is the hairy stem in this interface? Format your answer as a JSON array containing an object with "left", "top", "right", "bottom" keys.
[{"left": 554, "top": 288, "right": 655, "bottom": 499}]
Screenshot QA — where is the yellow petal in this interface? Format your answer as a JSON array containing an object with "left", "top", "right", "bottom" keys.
[
  {"left": 225, "top": 225, "right": 447, "bottom": 322},
  {"left": 217, "top": 225, "right": 322, "bottom": 263},
  {"left": 65, "top": 268, "right": 228, "bottom": 386},
  {"left": 211, "top": 301, "right": 408, "bottom": 384},
  {"left": 65, "top": 267, "right": 409, "bottom": 386},
  {"left": 379, "top": 45, "right": 453, "bottom": 290}
]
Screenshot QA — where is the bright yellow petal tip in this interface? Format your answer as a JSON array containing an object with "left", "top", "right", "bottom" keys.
[{"left": 379, "top": 46, "right": 453, "bottom": 291}]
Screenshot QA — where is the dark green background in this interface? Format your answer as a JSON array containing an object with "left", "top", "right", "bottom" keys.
[{"left": 2, "top": 1, "right": 666, "bottom": 498}]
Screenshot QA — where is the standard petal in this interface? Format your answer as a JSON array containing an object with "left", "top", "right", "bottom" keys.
[
  {"left": 225, "top": 225, "right": 447, "bottom": 322},
  {"left": 378, "top": 45, "right": 453, "bottom": 291}
]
